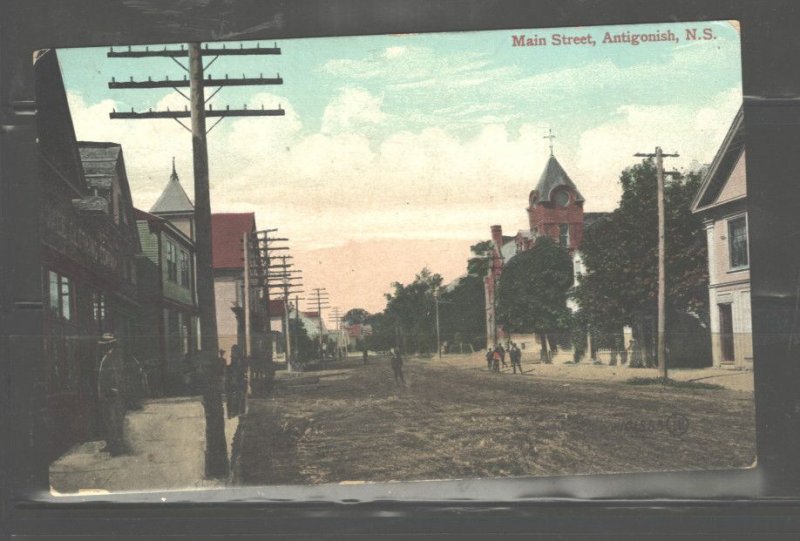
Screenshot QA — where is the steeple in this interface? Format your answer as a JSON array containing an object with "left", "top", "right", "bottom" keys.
[
  {"left": 527, "top": 139, "right": 586, "bottom": 252},
  {"left": 151, "top": 157, "right": 194, "bottom": 214},
  {"left": 150, "top": 158, "right": 195, "bottom": 240},
  {"left": 533, "top": 154, "right": 585, "bottom": 204}
]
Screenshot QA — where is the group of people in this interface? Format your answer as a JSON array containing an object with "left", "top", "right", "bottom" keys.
[{"left": 486, "top": 343, "right": 523, "bottom": 374}]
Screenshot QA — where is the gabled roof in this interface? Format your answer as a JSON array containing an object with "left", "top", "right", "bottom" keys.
[
  {"left": 211, "top": 212, "right": 256, "bottom": 270},
  {"left": 150, "top": 159, "right": 194, "bottom": 214},
  {"left": 691, "top": 106, "right": 745, "bottom": 213},
  {"left": 35, "top": 49, "right": 87, "bottom": 196},
  {"left": 533, "top": 155, "right": 585, "bottom": 203}
]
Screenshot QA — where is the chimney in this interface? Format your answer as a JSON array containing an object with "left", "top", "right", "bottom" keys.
[{"left": 491, "top": 224, "right": 503, "bottom": 246}]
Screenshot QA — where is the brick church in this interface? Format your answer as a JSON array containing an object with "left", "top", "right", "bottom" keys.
[{"left": 484, "top": 144, "right": 604, "bottom": 346}]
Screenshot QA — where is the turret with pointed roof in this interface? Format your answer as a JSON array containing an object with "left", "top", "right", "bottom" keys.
[
  {"left": 527, "top": 150, "right": 585, "bottom": 252},
  {"left": 150, "top": 158, "right": 195, "bottom": 240},
  {"left": 531, "top": 154, "right": 585, "bottom": 205}
]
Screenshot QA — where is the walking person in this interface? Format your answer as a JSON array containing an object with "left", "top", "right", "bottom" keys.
[
  {"left": 485, "top": 348, "right": 494, "bottom": 370},
  {"left": 499, "top": 343, "right": 507, "bottom": 368},
  {"left": 390, "top": 347, "right": 405, "bottom": 385},
  {"left": 510, "top": 342, "right": 522, "bottom": 374},
  {"left": 492, "top": 346, "right": 501, "bottom": 373},
  {"left": 363, "top": 347, "right": 369, "bottom": 365}
]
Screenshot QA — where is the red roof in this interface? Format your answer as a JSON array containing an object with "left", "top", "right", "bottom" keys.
[{"left": 211, "top": 213, "right": 256, "bottom": 270}]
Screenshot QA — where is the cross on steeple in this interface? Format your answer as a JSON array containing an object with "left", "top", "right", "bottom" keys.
[{"left": 544, "top": 128, "right": 556, "bottom": 156}]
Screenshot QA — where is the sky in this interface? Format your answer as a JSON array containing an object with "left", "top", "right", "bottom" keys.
[{"left": 57, "top": 21, "right": 743, "bottom": 314}]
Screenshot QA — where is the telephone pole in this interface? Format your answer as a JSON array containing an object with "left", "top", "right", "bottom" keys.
[
  {"left": 329, "top": 307, "right": 342, "bottom": 359},
  {"left": 433, "top": 286, "right": 442, "bottom": 359},
  {"left": 310, "top": 288, "right": 331, "bottom": 361},
  {"left": 107, "top": 41, "right": 285, "bottom": 479},
  {"left": 250, "top": 229, "right": 289, "bottom": 378},
  {"left": 634, "top": 147, "right": 679, "bottom": 379}
]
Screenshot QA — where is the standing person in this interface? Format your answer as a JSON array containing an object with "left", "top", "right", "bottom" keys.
[
  {"left": 363, "top": 347, "right": 369, "bottom": 365},
  {"left": 485, "top": 348, "right": 494, "bottom": 370},
  {"left": 390, "top": 347, "right": 405, "bottom": 385},
  {"left": 492, "top": 346, "right": 501, "bottom": 373},
  {"left": 510, "top": 343, "right": 522, "bottom": 374},
  {"left": 226, "top": 345, "right": 245, "bottom": 418},
  {"left": 499, "top": 343, "right": 507, "bottom": 368},
  {"left": 97, "top": 333, "right": 126, "bottom": 455}
]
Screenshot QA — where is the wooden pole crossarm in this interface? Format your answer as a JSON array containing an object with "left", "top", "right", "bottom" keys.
[
  {"left": 109, "top": 76, "right": 283, "bottom": 89},
  {"left": 108, "top": 45, "right": 281, "bottom": 58},
  {"left": 110, "top": 108, "right": 285, "bottom": 119}
]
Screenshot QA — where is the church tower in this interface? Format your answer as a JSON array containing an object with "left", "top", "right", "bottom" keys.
[
  {"left": 150, "top": 158, "right": 195, "bottom": 240},
  {"left": 527, "top": 136, "right": 585, "bottom": 252}
]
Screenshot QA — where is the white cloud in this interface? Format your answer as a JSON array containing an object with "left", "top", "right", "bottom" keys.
[
  {"left": 574, "top": 86, "right": 743, "bottom": 210},
  {"left": 320, "top": 87, "right": 387, "bottom": 134}
]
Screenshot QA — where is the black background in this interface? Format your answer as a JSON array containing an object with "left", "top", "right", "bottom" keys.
[{"left": 3, "top": 0, "right": 800, "bottom": 538}]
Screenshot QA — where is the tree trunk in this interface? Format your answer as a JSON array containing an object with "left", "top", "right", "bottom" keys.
[{"left": 539, "top": 333, "right": 550, "bottom": 363}]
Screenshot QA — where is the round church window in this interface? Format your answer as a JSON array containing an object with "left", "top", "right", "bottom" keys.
[{"left": 554, "top": 190, "right": 570, "bottom": 207}]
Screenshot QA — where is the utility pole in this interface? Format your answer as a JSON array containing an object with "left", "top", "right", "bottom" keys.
[
  {"left": 108, "top": 40, "right": 284, "bottom": 479},
  {"left": 275, "top": 255, "right": 302, "bottom": 369},
  {"left": 242, "top": 231, "right": 251, "bottom": 357},
  {"left": 634, "top": 147, "right": 679, "bottom": 379},
  {"left": 310, "top": 288, "right": 331, "bottom": 361},
  {"left": 433, "top": 286, "right": 442, "bottom": 359},
  {"left": 329, "top": 307, "right": 342, "bottom": 360},
  {"left": 250, "top": 229, "right": 289, "bottom": 382}
]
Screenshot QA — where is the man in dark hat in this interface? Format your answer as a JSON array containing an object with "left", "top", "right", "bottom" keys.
[{"left": 97, "top": 333, "right": 126, "bottom": 455}]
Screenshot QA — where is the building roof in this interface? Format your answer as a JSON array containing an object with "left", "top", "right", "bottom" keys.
[
  {"left": 150, "top": 159, "right": 194, "bottom": 215},
  {"left": 534, "top": 155, "right": 585, "bottom": 203},
  {"left": 35, "top": 49, "right": 87, "bottom": 196},
  {"left": 691, "top": 106, "right": 745, "bottom": 213},
  {"left": 211, "top": 212, "right": 256, "bottom": 270}
]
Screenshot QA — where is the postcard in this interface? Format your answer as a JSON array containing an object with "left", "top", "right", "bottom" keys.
[{"left": 37, "top": 20, "right": 753, "bottom": 494}]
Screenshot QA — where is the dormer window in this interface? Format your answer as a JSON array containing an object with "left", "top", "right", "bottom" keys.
[{"left": 554, "top": 190, "right": 570, "bottom": 207}]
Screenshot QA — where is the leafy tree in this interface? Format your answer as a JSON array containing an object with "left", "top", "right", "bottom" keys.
[
  {"left": 439, "top": 274, "right": 486, "bottom": 351},
  {"left": 343, "top": 308, "right": 370, "bottom": 327},
  {"left": 467, "top": 240, "right": 494, "bottom": 278},
  {"left": 384, "top": 267, "right": 443, "bottom": 354},
  {"left": 496, "top": 237, "right": 573, "bottom": 361},
  {"left": 289, "top": 318, "right": 317, "bottom": 362},
  {"left": 363, "top": 312, "right": 395, "bottom": 352},
  {"left": 573, "top": 160, "right": 710, "bottom": 366}
]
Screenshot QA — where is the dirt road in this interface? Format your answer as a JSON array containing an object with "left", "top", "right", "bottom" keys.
[{"left": 237, "top": 355, "right": 756, "bottom": 485}]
